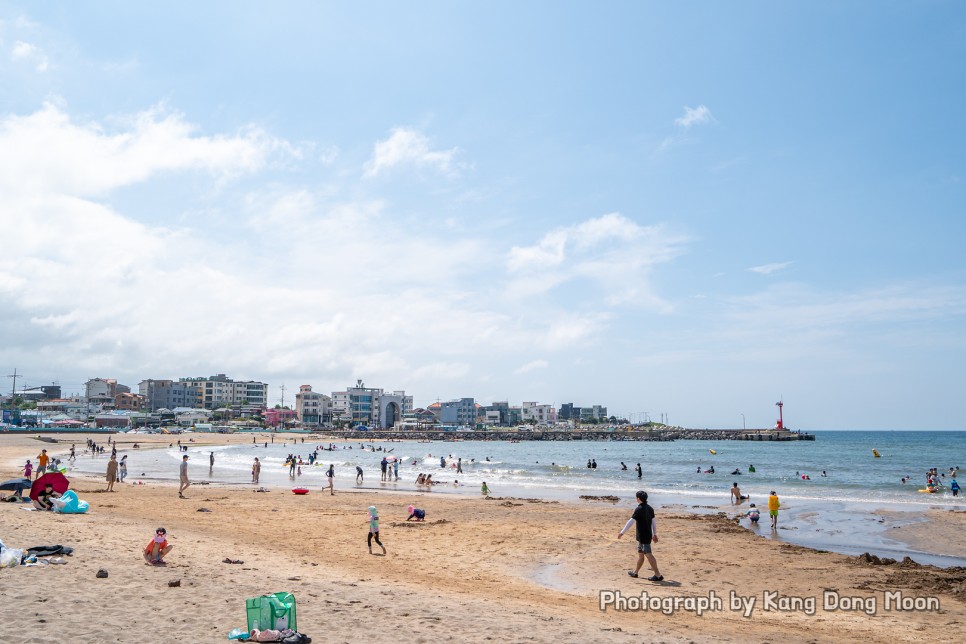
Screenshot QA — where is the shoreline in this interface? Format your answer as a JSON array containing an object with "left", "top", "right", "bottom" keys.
[
  {"left": 6, "top": 433, "right": 966, "bottom": 567},
  {"left": 2, "top": 433, "right": 965, "bottom": 642}
]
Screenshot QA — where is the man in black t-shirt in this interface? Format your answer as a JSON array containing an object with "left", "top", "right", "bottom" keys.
[{"left": 617, "top": 490, "right": 663, "bottom": 581}]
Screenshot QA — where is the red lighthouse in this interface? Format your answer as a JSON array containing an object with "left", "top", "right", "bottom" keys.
[{"left": 775, "top": 400, "right": 784, "bottom": 430}]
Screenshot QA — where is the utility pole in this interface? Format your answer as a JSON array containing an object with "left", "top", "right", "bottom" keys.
[{"left": 5, "top": 368, "right": 18, "bottom": 408}]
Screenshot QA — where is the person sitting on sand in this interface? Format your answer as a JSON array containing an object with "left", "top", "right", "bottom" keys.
[
  {"left": 481, "top": 481, "right": 490, "bottom": 496},
  {"left": 33, "top": 483, "right": 60, "bottom": 511},
  {"left": 406, "top": 505, "right": 426, "bottom": 521},
  {"left": 731, "top": 482, "right": 748, "bottom": 503},
  {"left": 144, "top": 527, "right": 172, "bottom": 565}
]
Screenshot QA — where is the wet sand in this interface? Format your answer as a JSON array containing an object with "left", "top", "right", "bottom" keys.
[{"left": 2, "top": 432, "right": 965, "bottom": 643}]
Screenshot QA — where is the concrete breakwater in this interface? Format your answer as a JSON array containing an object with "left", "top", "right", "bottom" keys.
[{"left": 312, "top": 428, "right": 815, "bottom": 442}]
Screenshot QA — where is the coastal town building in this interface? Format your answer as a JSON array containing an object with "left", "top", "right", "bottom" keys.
[
  {"left": 138, "top": 379, "right": 201, "bottom": 412},
  {"left": 85, "top": 378, "right": 130, "bottom": 409},
  {"left": 434, "top": 398, "right": 476, "bottom": 427},
  {"left": 331, "top": 380, "right": 413, "bottom": 429},
  {"left": 522, "top": 402, "right": 557, "bottom": 425},
  {"left": 114, "top": 392, "right": 145, "bottom": 411},
  {"left": 295, "top": 385, "right": 329, "bottom": 424},
  {"left": 178, "top": 374, "right": 269, "bottom": 409}
]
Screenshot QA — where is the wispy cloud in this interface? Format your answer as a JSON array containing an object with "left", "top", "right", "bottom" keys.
[
  {"left": 0, "top": 102, "right": 295, "bottom": 197},
  {"left": 11, "top": 40, "right": 48, "bottom": 72},
  {"left": 748, "top": 261, "right": 793, "bottom": 275},
  {"left": 506, "top": 213, "right": 687, "bottom": 309},
  {"left": 674, "top": 105, "right": 714, "bottom": 128},
  {"left": 363, "top": 127, "right": 461, "bottom": 178}
]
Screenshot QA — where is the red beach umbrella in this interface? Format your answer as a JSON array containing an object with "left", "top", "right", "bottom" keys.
[{"left": 30, "top": 472, "right": 70, "bottom": 501}]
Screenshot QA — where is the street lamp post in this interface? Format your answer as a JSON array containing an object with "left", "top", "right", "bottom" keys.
[{"left": 740, "top": 413, "right": 746, "bottom": 430}]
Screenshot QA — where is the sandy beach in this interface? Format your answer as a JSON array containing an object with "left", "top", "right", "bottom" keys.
[{"left": 2, "top": 433, "right": 965, "bottom": 643}]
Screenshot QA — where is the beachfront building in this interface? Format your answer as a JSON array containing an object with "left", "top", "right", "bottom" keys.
[
  {"left": 114, "top": 392, "right": 145, "bottom": 411},
  {"left": 178, "top": 374, "right": 269, "bottom": 410},
  {"left": 436, "top": 398, "right": 476, "bottom": 427},
  {"left": 331, "top": 380, "right": 413, "bottom": 429},
  {"left": 522, "top": 402, "right": 557, "bottom": 425},
  {"left": 174, "top": 408, "right": 210, "bottom": 427},
  {"left": 295, "top": 385, "right": 329, "bottom": 425},
  {"left": 580, "top": 405, "right": 608, "bottom": 422},
  {"left": 85, "top": 378, "right": 130, "bottom": 409},
  {"left": 139, "top": 379, "right": 201, "bottom": 412},
  {"left": 263, "top": 407, "right": 297, "bottom": 427}
]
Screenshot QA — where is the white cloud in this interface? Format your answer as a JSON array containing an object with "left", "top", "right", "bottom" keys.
[
  {"left": 0, "top": 103, "right": 294, "bottom": 197},
  {"left": 674, "top": 105, "right": 714, "bottom": 128},
  {"left": 363, "top": 127, "right": 461, "bottom": 178},
  {"left": 11, "top": 40, "right": 48, "bottom": 71},
  {"left": 0, "top": 103, "right": 627, "bottom": 402},
  {"left": 506, "top": 213, "right": 686, "bottom": 309},
  {"left": 515, "top": 359, "right": 548, "bottom": 374},
  {"left": 748, "top": 261, "right": 793, "bottom": 275}
]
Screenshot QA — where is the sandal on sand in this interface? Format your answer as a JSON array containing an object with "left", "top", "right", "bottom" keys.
[
  {"left": 647, "top": 575, "right": 664, "bottom": 582},
  {"left": 627, "top": 571, "right": 638, "bottom": 578},
  {"left": 49, "top": 557, "right": 67, "bottom": 565}
]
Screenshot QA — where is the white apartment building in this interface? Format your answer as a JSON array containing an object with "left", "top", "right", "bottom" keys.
[{"left": 521, "top": 402, "right": 557, "bottom": 425}]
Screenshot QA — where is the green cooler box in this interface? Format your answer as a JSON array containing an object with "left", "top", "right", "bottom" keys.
[{"left": 246, "top": 592, "right": 297, "bottom": 632}]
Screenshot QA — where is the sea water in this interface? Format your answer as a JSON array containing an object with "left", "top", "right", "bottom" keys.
[{"left": 70, "top": 430, "right": 966, "bottom": 565}]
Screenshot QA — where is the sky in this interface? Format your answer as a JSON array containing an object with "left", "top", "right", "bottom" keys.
[{"left": 0, "top": 2, "right": 964, "bottom": 430}]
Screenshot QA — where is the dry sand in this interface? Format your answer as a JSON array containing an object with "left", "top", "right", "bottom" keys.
[{"left": 2, "top": 433, "right": 965, "bottom": 643}]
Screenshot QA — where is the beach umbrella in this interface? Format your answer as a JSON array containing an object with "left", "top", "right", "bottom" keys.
[
  {"left": 29, "top": 472, "right": 70, "bottom": 501},
  {"left": 0, "top": 477, "right": 30, "bottom": 492}
]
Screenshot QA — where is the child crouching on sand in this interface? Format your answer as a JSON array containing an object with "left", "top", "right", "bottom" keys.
[
  {"left": 367, "top": 506, "right": 386, "bottom": 555},
  {"left": 744, "top": 503, "right": 760, "bottom": 524},
  {"left": 144, "top": 527, "right": 173, "bottom": 565}
]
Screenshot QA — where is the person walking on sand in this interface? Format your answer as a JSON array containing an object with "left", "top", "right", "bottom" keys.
[
  {"left": 119, "top": 455, "right": 128, "bottom": 482},
  {"left": 178, "top": 455, "right": 190, "bottom": 498},
  {"left": 106, "top": 455, "right": 118, "bottom": 492},
  {"left": 252, "top": 457, "right": 261, "bottom": 483},
  {"left": 768, "top": 490, "right": 781, "bottom": 529},
  {"left": 617, "top": 490, "right": 663, "bottom": 582},
  {"left": 367, "top": 505, "right": 387, "bottom": 555},
  {"left": 326, "top": 464, "right": 335, "bottom": 495},
  {"left": 69, "top": 444, "right": 76, "bottom": 462}
]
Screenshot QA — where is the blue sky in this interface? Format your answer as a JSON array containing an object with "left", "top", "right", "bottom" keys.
[{"left": 1, "top": 2, "right": 964, "bottom": 429}]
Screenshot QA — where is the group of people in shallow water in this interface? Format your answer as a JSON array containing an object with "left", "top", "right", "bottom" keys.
[{"left": 908, "top": 467, "right": 960, "bottom": 495}]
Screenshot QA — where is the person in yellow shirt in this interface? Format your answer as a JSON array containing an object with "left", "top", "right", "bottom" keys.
[
  {"left": 768, "top": 490, "right": 781, "bottom": 529},
  {"left": 37, "top": 449, "right": 50, "bottom": 477}
]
